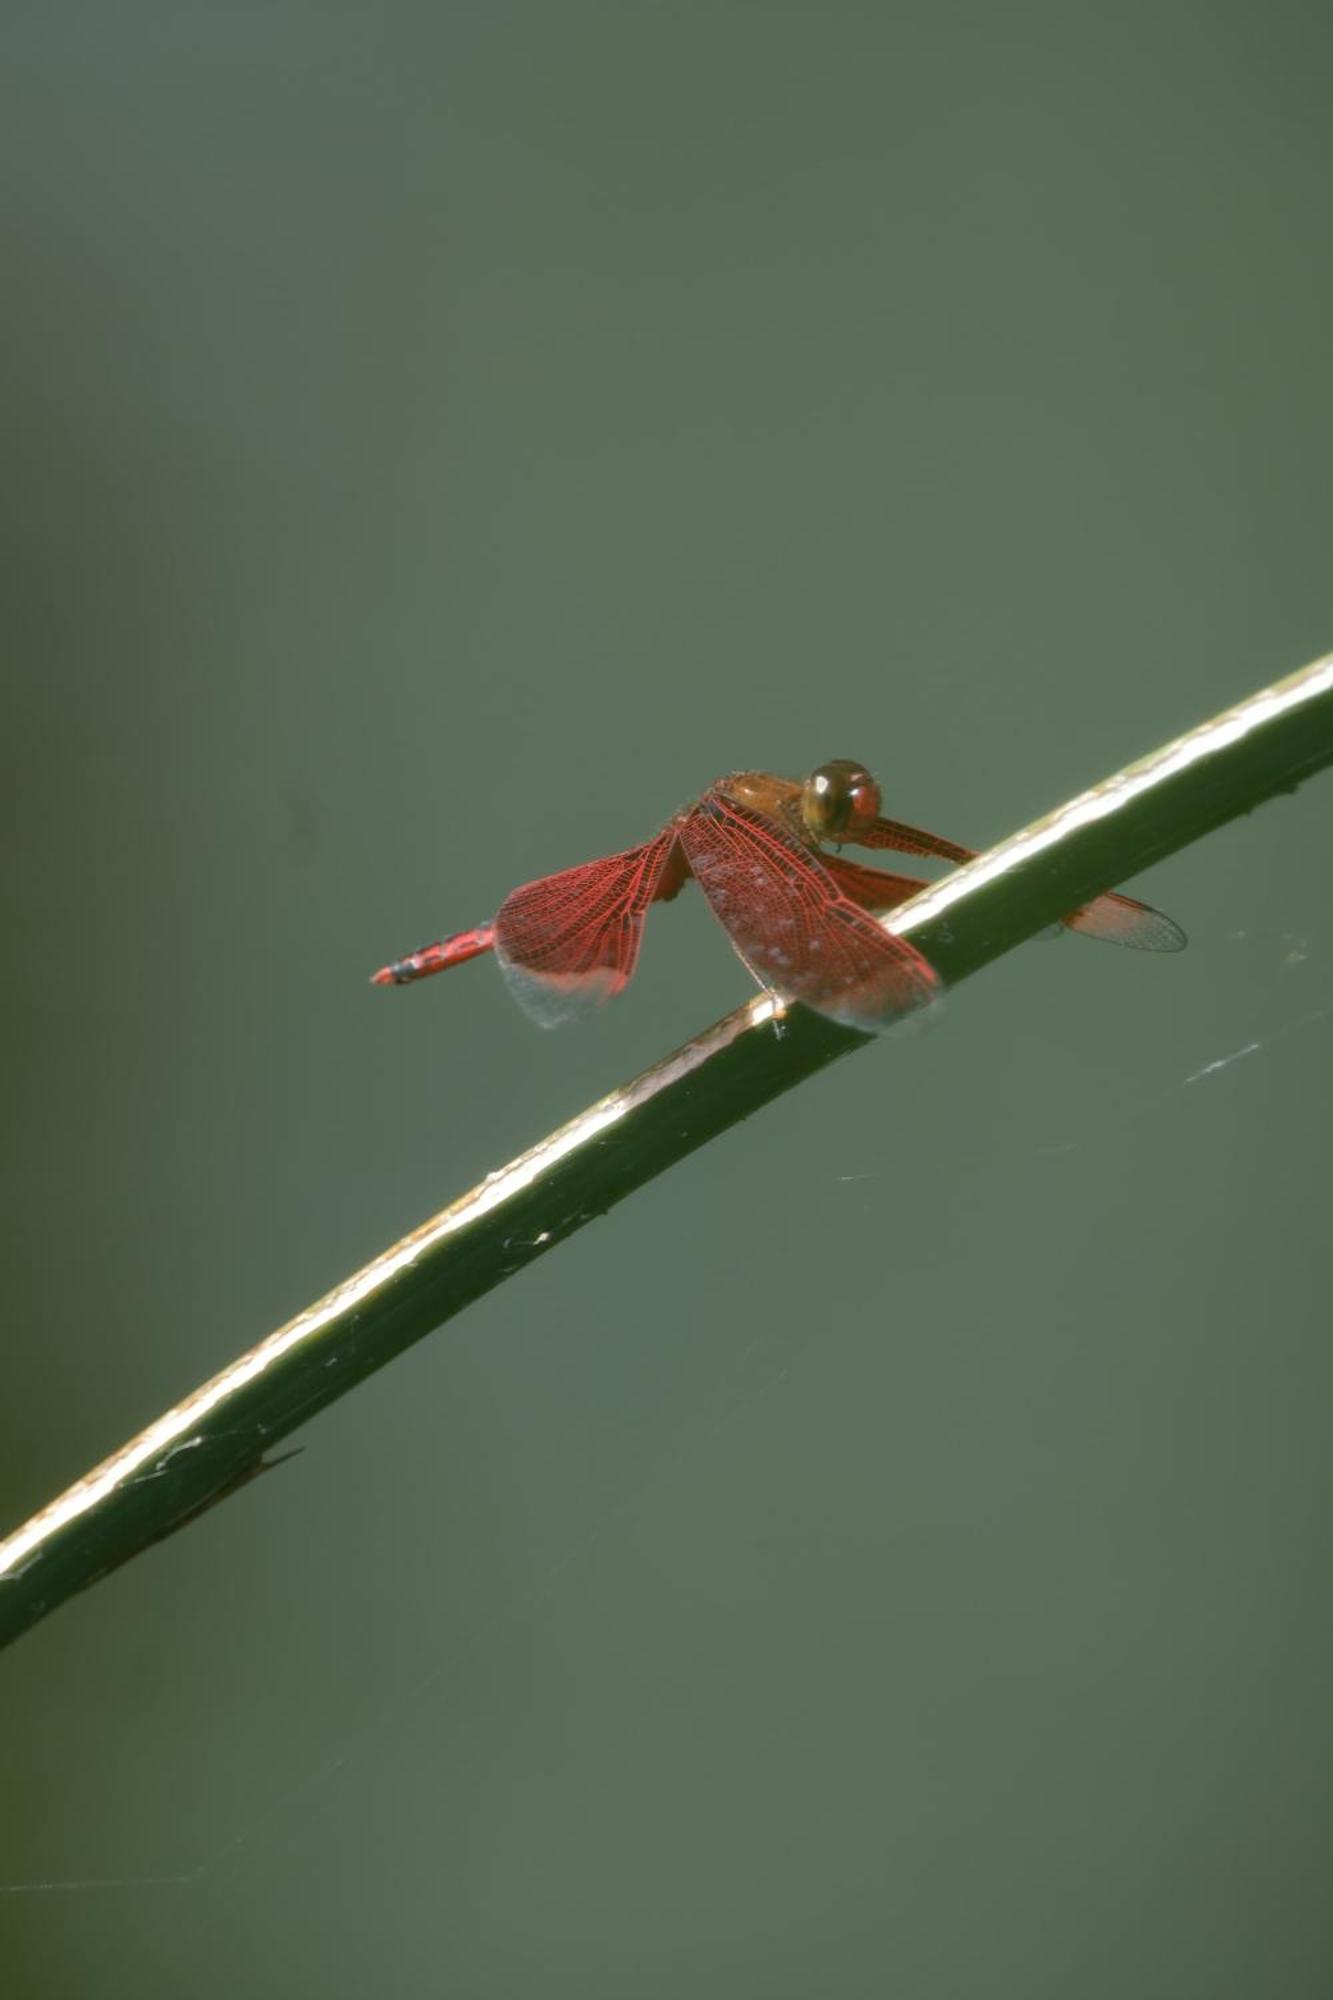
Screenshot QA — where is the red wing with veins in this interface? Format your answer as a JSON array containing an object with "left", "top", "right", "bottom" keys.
[
  {"left": 493, "top": 831, "right": 679, "bottom": 1025},
  {"left": 861, "top": 816, "right": 1185, "bottom": 950},
  {"left": 818, "top": 853, "right": 929, "bottom": 912},
  {"left": 1061, "top": 892, "right": 1187, "bottom": 950},
  {"left": 678, "top": 795, "right": 938, "bottom": 1032}
]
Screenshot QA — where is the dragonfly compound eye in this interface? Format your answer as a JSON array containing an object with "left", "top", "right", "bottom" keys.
[{"left": 802, "top": 760, "right": 882, "bottom": 842}]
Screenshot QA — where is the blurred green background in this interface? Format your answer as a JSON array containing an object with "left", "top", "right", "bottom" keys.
[{"left": 4, "top": 4, "right": 1331, "bottom": 1994}]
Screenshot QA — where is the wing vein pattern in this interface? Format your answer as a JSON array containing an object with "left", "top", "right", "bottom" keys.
[
  {"left": 493, "top": 830, "right": 677, "bottom": 1024},
  {"left": 680, "top": 795, "right": 938, "bottom": 1031}
]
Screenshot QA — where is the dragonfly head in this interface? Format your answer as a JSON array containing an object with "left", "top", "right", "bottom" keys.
[{"left": 801, "top": 760, "right": 881, "bottom": 843}]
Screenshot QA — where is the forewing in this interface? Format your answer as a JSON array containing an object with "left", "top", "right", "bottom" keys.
[
  {"left": 679, "top": 797, "right": 938, "bottom": 1032},
  {"left": 493, "top": 831, "right": 677, "bottom": 1026},
  {"left": 860, "top": 815, "right": 976, "bottom": 865},
  {"left": 1063, "top": 892, "right": 1187, "bottom": 951},
  {"left": 863, "top": 816, "right": 1184, "bottom": 949},
  {"left": 819, "top": 853, "right": 930, "bottom": 912}
]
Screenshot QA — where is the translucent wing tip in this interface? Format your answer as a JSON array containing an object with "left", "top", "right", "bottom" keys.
[
  {"left": 494, "top": 950, "right": 626, "bottom": 1028},
  {"left": 1066, "top": 894, "right": 1187, "bottom": 952},
  {"left": 814, "top": 955, "right": 942, "bottom": 1034}
]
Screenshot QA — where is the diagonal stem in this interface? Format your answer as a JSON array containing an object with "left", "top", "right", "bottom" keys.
[{"left": 3, "top": 651, "right": 1331, "bottom": 1650}]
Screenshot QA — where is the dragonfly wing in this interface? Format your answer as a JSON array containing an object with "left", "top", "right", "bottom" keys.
[
  {"left": 493, "top": 831, "right": 677, "bottom": 1026},
  {"left": 819, "top": 853, "right": 930, "bottom": 913},
  {"left": 859, "top": 815, "right": 976, "bottom": 865},
  {"left": 1063, "top": 892, "right": 1187, "bottom": 951},
  {"left": 863, "top": 816, "right": 1185, "bottom": 949},
  {"left": 679, "top": 797, "right": 938, "bottom": 1032}
]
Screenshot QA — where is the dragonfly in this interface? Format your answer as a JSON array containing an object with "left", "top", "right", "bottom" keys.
[{"left": 372, "top": 760, "right": 1185, "bottom": 1034}]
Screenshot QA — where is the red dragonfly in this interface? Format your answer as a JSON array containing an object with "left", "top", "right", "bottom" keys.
[{"left": 372, "top": 760, "right": 1184, "bottom": 1034}]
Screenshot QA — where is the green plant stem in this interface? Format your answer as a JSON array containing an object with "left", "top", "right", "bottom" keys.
[{"left": 3, "top": 652, "right": 1331, "bottom": 1650}]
